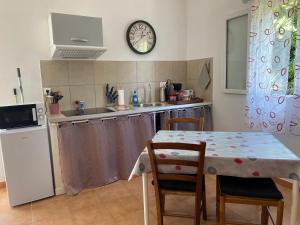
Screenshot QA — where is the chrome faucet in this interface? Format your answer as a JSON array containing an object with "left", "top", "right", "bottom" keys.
[{"left": 148, "top": 83, "right": 152, "bottom": 103}]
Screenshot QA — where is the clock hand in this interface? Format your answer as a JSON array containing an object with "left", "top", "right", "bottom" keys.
[{"left": 134, "top": 35, "right": 146, "bottom": 46}]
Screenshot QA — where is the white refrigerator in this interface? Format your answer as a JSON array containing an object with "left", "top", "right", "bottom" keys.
[{"left": 0, "top": 125, "right": 54, "bottom": 206}]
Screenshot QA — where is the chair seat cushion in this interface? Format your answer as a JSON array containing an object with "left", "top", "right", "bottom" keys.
[
  {"left": 218, "top": 176, "right": 283, "bottom": 200},
  {"left": 158, "top": 180, "right": 196, "bottom": 192}
]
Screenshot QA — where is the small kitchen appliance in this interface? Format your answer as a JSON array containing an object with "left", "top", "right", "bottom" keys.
[
  {"left": 0, "top": 103, "right": 45, "bottom": 130},
  {"left": 0, "top": 125, "right": 54, "bottom": 206},
  {"left": 0, "top": 102, "right": 53, "bottom": 206}
]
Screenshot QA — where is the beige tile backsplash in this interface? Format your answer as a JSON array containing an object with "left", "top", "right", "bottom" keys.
[
  {"left": 136, "top": 61, "right": 155, "bottom": 83},
  {"left": 69, "top": 61, "right": 94, "bottom": 85},
  {"left": 94, "top": 61, "right": 117, "bottom": 84},
  {"left": 115, "top": 61, "right": 137, "bottom": 84},
  {"left": 40, "top": 59, "right": 213, "bottom": 111},
  {"left": 41, "top": 61, "right": 69, "bottom": 86},
  {"left": 69, "top": 85, "right": 96, "bottom": 109}
]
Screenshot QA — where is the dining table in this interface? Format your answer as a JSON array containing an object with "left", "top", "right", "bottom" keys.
[{"left": 129, "top": 130, "right": 300, "bottom": 225}]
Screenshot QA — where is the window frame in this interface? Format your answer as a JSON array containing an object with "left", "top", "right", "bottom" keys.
[{"left": 222, "top": 8, "right": 250, "bottom": 95}]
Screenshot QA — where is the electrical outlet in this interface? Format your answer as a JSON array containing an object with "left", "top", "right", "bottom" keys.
[
  {"left": 160, "top": 82, "right": 166, "bottom": 88},
  {"left": 43, "top": 88, "right": 51, "bottom": 95}
]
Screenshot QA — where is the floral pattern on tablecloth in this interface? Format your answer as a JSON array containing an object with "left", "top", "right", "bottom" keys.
[{"left": 129, "top": 131, "right": 300, "bottom": 180}]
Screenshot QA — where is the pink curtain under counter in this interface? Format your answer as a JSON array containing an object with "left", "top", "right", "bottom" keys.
[{"left": 57, "top": 113, "right": 154, "bottom": 195}]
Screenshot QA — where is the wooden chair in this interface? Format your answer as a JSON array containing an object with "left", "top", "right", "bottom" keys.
[
  {"left": 147, "top": 141, "right": 207, "bottom": 225},
  {"left": 216, "top": 175, "right": 284, "bottom": 225},
  {"left": 164, "top": 117, "right": 205, "bottom": 131}
]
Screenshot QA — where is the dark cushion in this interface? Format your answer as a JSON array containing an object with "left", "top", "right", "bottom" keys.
[
  {"left": 218, "top": 176, "right": 283, "bottom": 200},
  {"left": 159, "top": 180, "right": 196, "bottom": 192},
  {"left": 152, "top": 175, "right": 205, "bottom": 192}
]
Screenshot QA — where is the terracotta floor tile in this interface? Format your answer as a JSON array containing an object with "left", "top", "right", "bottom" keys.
[
  {"left": 34, "top": 216, "right": 74, "bottom": 225},
  {"left": 114, "top": 209, "right": 156, "bottom": 225},
  {"left": 95, "top": 181, "right": 132, "bottom": 203},
  {"left": 32, "top": 197, "right": 71, "bottom": 223},
  {"left": 71, "top": 206, "right": 117, "bottom": 225},
  {"left": 67, "top": 189, "right": 101, "bottom": 212},
  {"left": 0, "top": 188, "right": 32, "bottom": 225},
  {"left": 0, "top": 175, "right": 299, "bottom": 225},
  {"left": 0, "top": 201, "right": 32, "bottom": 225},
  {"left": 103, "top": 195, "right": 142, "bottom": 221}
]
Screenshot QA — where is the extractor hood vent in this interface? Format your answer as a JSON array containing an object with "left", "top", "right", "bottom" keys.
[
  {"left": 49, "top": 13, "right": 107, "bottom": 60},
  {"left": 51, "top": 45, "right": 107, "bottom": 59}
]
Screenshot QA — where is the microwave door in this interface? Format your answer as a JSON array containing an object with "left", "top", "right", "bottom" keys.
[{"left": 0, "top": 104, "right": 38, "bottom": 129}]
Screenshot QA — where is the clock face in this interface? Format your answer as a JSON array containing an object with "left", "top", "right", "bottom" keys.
[{"left": 126, "top": 20, "right": 156, "bottom": 54}]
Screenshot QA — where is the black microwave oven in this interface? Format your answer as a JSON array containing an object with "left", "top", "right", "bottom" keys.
[{"left": 0, "top": 103, "right": 45, "bottom": 129}]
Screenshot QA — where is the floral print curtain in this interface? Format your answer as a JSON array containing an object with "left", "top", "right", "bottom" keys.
[
  {"left": 246, "top": 0, "right": 296, "bottom": 133},
  {"left": 290, "top": 1, "right": 300, "bottom": 135}
]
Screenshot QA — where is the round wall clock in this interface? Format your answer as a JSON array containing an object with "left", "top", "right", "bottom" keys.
[{"left": 126, "top": 20, "right": 156, "bottom": 54}]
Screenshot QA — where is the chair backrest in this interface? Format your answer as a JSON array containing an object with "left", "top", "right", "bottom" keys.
[
  {"left": 146, "top": 141, "right": 206, "bottom": 190},
  {"left": 164, "top": 117, "right": 205, "bottom": 131}
]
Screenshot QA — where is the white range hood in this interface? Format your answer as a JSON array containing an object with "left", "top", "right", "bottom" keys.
[{"left": 49, "top": 13, "right": 107, "bottom": 60}]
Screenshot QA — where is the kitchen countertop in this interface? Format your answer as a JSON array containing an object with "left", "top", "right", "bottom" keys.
[{"left": 48, "top": 102, "right": 212, "bottom": 123}]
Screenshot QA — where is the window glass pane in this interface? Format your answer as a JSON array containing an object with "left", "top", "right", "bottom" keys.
[{"left": 226, "top": 14, "right": 248, "bottom": 90}]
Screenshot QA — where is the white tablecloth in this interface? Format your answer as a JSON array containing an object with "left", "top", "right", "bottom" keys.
[{"left": 129, "top": 131, "right": 300, "bottom": 180}]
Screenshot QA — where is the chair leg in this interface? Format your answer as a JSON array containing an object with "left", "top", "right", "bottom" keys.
[
  {"left": 161, "top": 194, "right": 165, "bottom": 213},
  {"left": 202, "top": 190, "right": 208, "bottom": 220},
  {"left": 219, "top": 196, "right": 225, "bottom": 225},
  {"left": 261, "top": 206, "right": 269, "bottom": 225},
  {"left": 216, "top": 177, "right": 220, "bottom": 222},
  {"left": 202, "top": 176, "right": 207, "bottom": 220},
  {"left": 195, "top": 195, "right": 201, "bottom": 225},
  {"left": 276, "top": 201, "right": 284, "bottom": 225},
  {"left": 156, "top": 193, "right": 164, "bottom": 225}
]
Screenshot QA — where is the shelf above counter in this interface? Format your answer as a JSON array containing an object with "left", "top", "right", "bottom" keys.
[{"left": 47, "top": 102, "right": 212, "bottom": 123}]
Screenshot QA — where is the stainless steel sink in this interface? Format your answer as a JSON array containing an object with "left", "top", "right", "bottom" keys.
[{"left": 138, "top": 103, "right": 165, "bottom": 107}]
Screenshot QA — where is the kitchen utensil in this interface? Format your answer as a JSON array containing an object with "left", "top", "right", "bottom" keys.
[
  {"left": 50, "top": 91, "right": 63, "bottom": 104},
  {"left": 173, "top": 83, "right": 182, "bottom": 92},
  {"left": 112, "top": 90, "right": 118, "bottom": 98},
  {"left": 165, "top": 79, "right": 174, "bottom": 101},
  {"left": 109, "top": 86, "right": 114, "bottom": 96},
  {"left": 105, "top": 84, "right": 109, "bottom": 96},
  {"left": 17, "top": 68, "right": 24, "bottom": 104},
  {"left": 113, "top": 94, "right": 119, "bottom": 101},
  {"left": 13, "top": 88, "right": 18, "bottom": 104},
  {"left": 105, "top": 84, "right": 118, "bottom": 106},
  {"left": 49, "top": 103, "right": 60, "bottom": 114},
  {"left": 160, "top": 87, "right": 166, "bottom": 102}
]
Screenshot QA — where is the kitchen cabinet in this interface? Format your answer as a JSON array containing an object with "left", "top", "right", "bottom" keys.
[
  {"left": 50, "top": 13, "right": 103, "bottom": 47},
  {"left": 49, "top": 104, "right": 212, "bottom": 195},
  {"left": 56, "top": 113, "right": 154, "bottom": 195}
]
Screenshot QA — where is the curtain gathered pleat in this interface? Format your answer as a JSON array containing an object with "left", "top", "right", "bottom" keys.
[
  {"left": 57, "top": 114, "right": 154, "bottom": 195},
  {"left": 290, "top": 2, "right": 300, "bottom": 135},
  {"left": 246, "top": 0, "right": 296, "bottom": 133}
]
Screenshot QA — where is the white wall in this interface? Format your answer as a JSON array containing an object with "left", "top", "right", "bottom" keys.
[
  {"left": 0, "top": 0, "right": 187, "bottom": 181},
  {"left": 186, "top": 0, "right": 300, "bottom": 157},
  {"left": 186, "top": 0, "right": 249, "bottom": 132},
  {"left": 1, "top": 0, "right": 299, "bottom": 183},
  {"left": 0, "top": 0, "right": 187, "bottom": 106}
]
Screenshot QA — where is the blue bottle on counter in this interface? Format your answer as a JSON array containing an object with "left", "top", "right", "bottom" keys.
[{"left": 132, "top": 90, "right": 139, "bottom": 106}]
